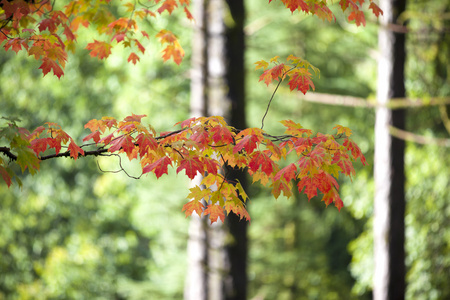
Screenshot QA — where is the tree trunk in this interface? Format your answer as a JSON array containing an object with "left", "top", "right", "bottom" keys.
[
  {"left": 185, "top": 1, "right": 247, "bottom": 300},
  {"left": 373, "top": 0, "right": 407, "bottom": 299}
]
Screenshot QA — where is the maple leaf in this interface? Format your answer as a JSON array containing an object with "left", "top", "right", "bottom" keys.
[
  {"left": 108, "top": 134, "right": 135, "bottom": 156},
  {"left": 142, "top": 156, "right": 172, "bottom": 178},
  {"left": 182, "top": 200, "right": 205, "bottom": 217},
  {"left": 124, "top": 113, "right": 146, "bottom": 123},
  {"left": 5, "top": 38, "right": 27, "bottom": 54},
  {"left": 161, "top": 42, "right": 185, "bottom": 65},
  {"left": 0, "top": 165, "right": 13, "bottom": 188},
  {"left": 157, "top": 0, "right": 178, "bottom": 14},
  {"left": 39, "top": 58, "right": 64, "bottom": 79},
  {"left": 135, "top": 133, "right": 159, "bottom": 157},
  {"left": 39, "top": 18, "right": 57, "bottom": 33},
  {"left": 259, "top": 64, "right": 286, "bottom": 86},
  {"left": 86, "top": 40, "right": 112, "bottom": 60},
  {"left": 348, "top": 10, "right": 366, "bottom": 26},
  {"left": 274, "top": 163, "right": 297, "bottom": 182},
  {"left": 30, "top": 138, "right": 51, "bottom": 155},
  {"left": 322, "top": 187, "right": 343, "bottom": 211},
  {"left": 287, "top": 69, "right": 315, "bottom": 94},
  {"left": 204, "top": 204, "right": 225, "bottom": 223},
  {"left": 224, "top": 200, "right": 251, "bottom": 222},
  {"left": 343, "top": 137, "right": 366, "bottom": 165},
  {"left": 210, "top": 125, "right": 234, "bottom": 144},
  {"left": 280, "top": 120, "right": 313, "bottom": 137},
  {"left": 176, "top": 156, "right": 204, "bottom": 179},
  {"left": 127, "top": 52, "right": 140, "bottom": 64},
  {"left": 297, "top": 175, "right": 319, "bottom": 200},
  {"left": 248, "top": 151, "right": 275, "bottom": 175},
  {"left": 16, "top": 147, "right": 40, "bottom": 174},
  {"left": 369, "top": 2, "right": 383, "bottom": 18},
  {"left": 184, "top": 7, "right": 194, "bottom": 20},
  {"left": 68, "top": 140, "right": 85, "bottom": 160},
  {"left": 233, "top": 128, "right": 263, "bottom": 154},
  {"left": 254, "top": 60, "right": 269, "bottom": 70},
  {"left": 333, "top": 124, "right": 352, "bottom": 137},
  {"left": 82, "top": 131, "right": 101, "bottom": 144},
  {"left": 271, "top": 178, "right": 293, "bottom": 199}
]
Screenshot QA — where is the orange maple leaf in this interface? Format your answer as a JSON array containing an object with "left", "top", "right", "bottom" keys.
[
  {"left": 348, "top": 10, "right": 366, "bottom": 26},
  {"left": 204, "top": 204, "right": 225, "bottom": 223},
  {"left": 86, "top": 40, "right": 112, "bottom": 59},
  {"left": 182, "top": 200, "right": 205, "bottom": 217},
  {"left": 127, "top": 52, "right": 140, "bottom": 64}
]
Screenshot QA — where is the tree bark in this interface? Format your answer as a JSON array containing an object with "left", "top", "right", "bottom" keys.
[
  {"left": 373, "top": 0, "right": 407, "bottom": 299},
  {"left": 185, "top": 1, "right": 247, "bottom": 300}
]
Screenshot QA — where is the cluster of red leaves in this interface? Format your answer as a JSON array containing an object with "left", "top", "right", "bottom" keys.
[
  {"left": 255, "top": 55, "right": 319, "bottom": 95},
  {"left": 0, "top": 0, "right": 192, "bottom": 77},
  {"left": 0, "top": 115, "right": 366, "bottom": 223},
  {"left": 270, "top": 0, "right": 383, "bottom": 26}
]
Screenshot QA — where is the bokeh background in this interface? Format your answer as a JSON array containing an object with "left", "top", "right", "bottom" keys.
[{"left": 0, "top": 0, "right": 448, "bottom": 299}]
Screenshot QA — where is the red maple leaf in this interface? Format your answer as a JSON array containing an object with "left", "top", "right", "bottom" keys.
[
  {"left": 39, "top": 58, "right": 64, "bottom": 79},
  {"left": 176, "top": 156, "right": 204, "bottom": 179},
  {"left": 108, "top": 134, "right": 135, "bottom": 155},
  {"left": 297, "top": 175, "right": 319, "bottom": 200},
  {"left": 82, "top": 131, "right": 101, "bottom": 144},
  {"left": 142, "top": 156, "right": 172, "bottom": 178},
  {"left": 369, "top": 2, "right": 383, "bottom": 18},
  {"left": 274, "top": 163, "right": 297, "bottom": 182},
  {"left": 248, "top": 151, "right": 275, "bottom": 175},
  {"left": 136, "top": 133, "right": 159, "bottom": 157},
  {"left": 39, "top": 18, "right": 57, "bottom": 33},
  {"left": 287, "top": 69, "right": 315, "bottom": 94},
  {"left": 0, "top": 165, "right": 12, "bottom": 188},
  {"left": 68, "top": 140, "right": 85, "bottom": 160}
]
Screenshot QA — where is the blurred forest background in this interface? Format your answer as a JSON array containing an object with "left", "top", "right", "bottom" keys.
[{"left": 0, "top": 0, "right": 448, "bottom": 299}]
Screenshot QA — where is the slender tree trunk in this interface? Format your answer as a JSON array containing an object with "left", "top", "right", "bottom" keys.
[
  {"left": 223, "top": 1, "right": 247, "bottom": 300},
  {"left": 373, "top": 0, "right": 407, "bottom": 299},
  {"left": 185, "top": 1, "right": 247, "bottom": 300}
]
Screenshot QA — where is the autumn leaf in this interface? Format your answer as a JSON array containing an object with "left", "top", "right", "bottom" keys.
[
  {"left": 176, "top": 156, "right": 204, "bottom": 179},
  {"left": 182, "top": 200, "right": 205, "bottom": 217},
  {"left": 348, "top": 10, "right": 366, "bottom": 26},
  {"left": 86, "top": 40, "right": 112, "bottom": 59},
  {"left": 68, "top": 140, "right": 85, "bottom": 160},
  {"left": 0, "top": 165, "right": 12, "bottom": 187},
  {"left": 369, "top": 2, "right": 383, "bottom": 18},
  {"left": 108, "top": 134, "right": 135, "bottom": 155},
  {"left": 274, "top": 163, "right": 297, "bottom": 182},
  {"left": 39, "top": 58, "right": 64, "bottom": 79},
  {"left": 297, "top": 175, "right": 319, "bottom": 200},
  {"left": 82, "top": 131, "right": 101, "bottom": 144},
  {"left": 158, "top": 0, "right": 178, "bottom": 14},
  {"left": 287, "top": 69, "right": 315, "bottom": 94},
  {"left": 142, "top": 156, "right": 172, "bottom": 178},
  {"left": 204, "top": 204, "right": 225, "bottom": 223},
  {"left": 333, "top": 124, "right": 352, "bottom": 137}
]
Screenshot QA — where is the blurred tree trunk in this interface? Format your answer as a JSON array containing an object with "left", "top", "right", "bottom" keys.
[
  {"left": 373, "top": 0, "right": 407, "bottom": 299},
  {"left": 185, "top": 0, "right": 247, "bottom": 300}
]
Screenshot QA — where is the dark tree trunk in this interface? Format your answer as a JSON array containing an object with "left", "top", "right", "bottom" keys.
[
  {"left": 223, "top": 1, "right": 247, "bottom": 300},
  {"left": 185, "top": 1, "right": 247, "bottom": 300},
  {"left": 374, "top": 0, "right": 407, "bottom": 299}
]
